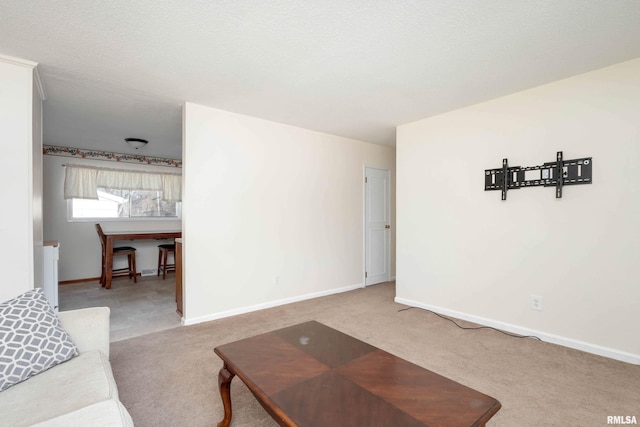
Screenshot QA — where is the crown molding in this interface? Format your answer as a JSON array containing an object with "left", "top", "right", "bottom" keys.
[
  {"left": 33, "top": 67, "right": 46, "bottom": 101},
  {"left": 0, "top": 54, "right": 46, "bottom": 100},
  {"left": 0, "top": 53, "right": 38, "bottom": 69}
]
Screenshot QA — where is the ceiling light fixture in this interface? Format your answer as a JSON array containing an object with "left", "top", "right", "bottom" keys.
[{"left": 125, "top": 137, "right": 149, "bottom": 149}]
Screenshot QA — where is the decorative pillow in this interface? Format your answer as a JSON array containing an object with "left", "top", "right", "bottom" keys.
[{"left": 0, "top": 288, "right": 78, "bottom": 392}]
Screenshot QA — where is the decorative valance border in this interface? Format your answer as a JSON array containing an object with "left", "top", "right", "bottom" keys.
[{"left": 43, "top": 145, "right": 182, "bottom": 168}]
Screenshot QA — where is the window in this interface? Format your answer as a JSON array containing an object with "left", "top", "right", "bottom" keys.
[
  {"left": 69, "top": 188, "right": 180, "bottom": 221},
  {"left": 63, "top": 164, "right": 182, "bottom": 221}
]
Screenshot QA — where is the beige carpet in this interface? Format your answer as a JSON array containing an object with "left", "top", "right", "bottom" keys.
[
  {"left": 110, "top": 282, "right": 639, "bottom": 426},
  {"left": 59, "top": 275, "right": 181, "bottom": 342}
]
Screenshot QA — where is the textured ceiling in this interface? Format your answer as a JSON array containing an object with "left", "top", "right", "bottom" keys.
[{"left": 1, "top": 1, "right": 640, "bottom": 159}]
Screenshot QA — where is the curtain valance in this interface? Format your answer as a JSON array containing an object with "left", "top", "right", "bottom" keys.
[{"left": 63, "top": 164, "right": 182, "bottom": 201}]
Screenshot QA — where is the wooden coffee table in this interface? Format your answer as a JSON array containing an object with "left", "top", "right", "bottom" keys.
[{"left": 214, "top": 321, "right": 501, "bottom": 426}]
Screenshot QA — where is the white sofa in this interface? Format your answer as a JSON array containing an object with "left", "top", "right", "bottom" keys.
[{"left": 0, "top": 307, "right": 134, "bottom": 426}]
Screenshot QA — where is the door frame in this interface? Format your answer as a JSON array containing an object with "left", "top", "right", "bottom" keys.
[{"left": 363, "top": 165, "right": 391, "bottom": 286}]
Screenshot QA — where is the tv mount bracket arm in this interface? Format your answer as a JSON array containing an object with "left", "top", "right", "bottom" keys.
[{"left": 485, "top": 151, "right": 592, "bottom": 200}]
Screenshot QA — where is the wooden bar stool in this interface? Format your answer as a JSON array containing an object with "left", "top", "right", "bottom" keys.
[
  {"left": 157, "top": 243, "right": 176, "bottom": 279},
  {"left": 95, "top": 224, "right": 137, "bottom": 286}
]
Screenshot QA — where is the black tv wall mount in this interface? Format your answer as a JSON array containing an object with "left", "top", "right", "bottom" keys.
[{"left": 485, "top": 151, "right": 592, "bottom": 200}]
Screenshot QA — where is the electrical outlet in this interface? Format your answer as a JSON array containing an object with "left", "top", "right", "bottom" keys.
[{"left": 531, "top": 295, "right": 543, "bottom": 311}]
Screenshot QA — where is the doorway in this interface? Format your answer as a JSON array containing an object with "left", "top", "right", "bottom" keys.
[{"left": 364, "top": 167, "right": 391, "bottom": 286}]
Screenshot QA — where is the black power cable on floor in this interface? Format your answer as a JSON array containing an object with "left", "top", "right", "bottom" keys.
[{"left": 397, "top": 306, "right": 541, "bottom": 340}]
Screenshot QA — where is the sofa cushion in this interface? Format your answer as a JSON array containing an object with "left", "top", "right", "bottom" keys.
[
  {"left": 0, "top": 288, "right": 78, "bottom": 392},
  {"left": 31, "top": 400, "right": 134, "bottom": 427},
  {"left": 0, "top": 350, "right": 119, "bottom": 427}
]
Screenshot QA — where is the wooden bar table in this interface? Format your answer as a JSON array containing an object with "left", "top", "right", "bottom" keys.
[{"left": 102, "top": 230, "right": 181, "bottom": 289}]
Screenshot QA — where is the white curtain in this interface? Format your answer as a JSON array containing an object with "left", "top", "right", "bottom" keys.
[
  {"left": 63, "top": 164, "right": 182, "bottom": 201},
  {"left": 63, "top": 166, "right": 99, "bottom": 200},
  {"left": 162, "top": 174, "right": 182, "bottom": 202}
]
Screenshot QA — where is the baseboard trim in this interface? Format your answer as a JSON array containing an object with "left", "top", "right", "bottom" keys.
[
  {"left": 394, "top": 297, "right": 640, "bottom": 365},
  {"left": 182, "top": 283, "right": 364, "bottom": 326},
  {"left": 59, "top": 277, "right": 100, "bottom": 285},
  {"left": 59, "top": 273, "right": 142, "bottom": 285}
]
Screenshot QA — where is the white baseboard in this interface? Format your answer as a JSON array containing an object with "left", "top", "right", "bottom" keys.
[
  {"left": 140, "top": 269, "right": 157, "bottom": 277},
  {"left": 182, "top": 283, "right": 364, "bottom": 326},
  {"left": 394, "top": 297, "right": 640, "bottom": 365}
]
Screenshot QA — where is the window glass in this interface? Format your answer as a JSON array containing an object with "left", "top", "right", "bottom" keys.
[{"left": 70, "top": 189, "right": 179, "bottom": 221}]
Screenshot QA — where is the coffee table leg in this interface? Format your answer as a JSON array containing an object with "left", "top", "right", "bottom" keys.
[{"left": 217, "top": 364, "right": 235, "bottom": 427}]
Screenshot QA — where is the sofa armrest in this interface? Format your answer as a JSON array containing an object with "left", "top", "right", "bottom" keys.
[{"left": 57, "top": 307, "right": 110, "bottom": 358}]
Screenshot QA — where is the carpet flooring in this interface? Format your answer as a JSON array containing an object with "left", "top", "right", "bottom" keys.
[
  {"left": 59, "top": 275, "right": 181, "bottom": 342},
  {"left": 110, "top": 282, "right": 639, "bottom": 426}
]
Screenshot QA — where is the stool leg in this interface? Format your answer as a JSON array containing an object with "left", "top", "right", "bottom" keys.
[
  {"left": 100, "top": 253, "right": 106, "bottom": 287},
  {"left": 157, "top": 248, "right": 163, "bottom": 276},
  {"left": 163, "top": 248, "right": 169, "bottom": 280},
  {"left": 130, "top": 252, "right": 137, "bottom": 283}
]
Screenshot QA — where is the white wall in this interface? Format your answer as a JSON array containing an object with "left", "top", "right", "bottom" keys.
[
  {"left": 0, "top": 55, "right": 41, "bottom": 302},
  {"left": 396, "top": 58, "right": 640, "bottom": 363},
  {"left": 182, "top": 103, "right": 395, "bottom": 323},
  {"left": 32, "top": 73, "right": 44, "bottom": 289},
  {"left": 42, "top": 155, "right": 182, "bottom": 281}
]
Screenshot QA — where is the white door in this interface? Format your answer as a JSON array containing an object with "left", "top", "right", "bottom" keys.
[{"left": 365, "top": 167, "right": 390, "bottom": 286}]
